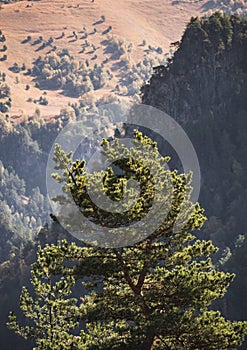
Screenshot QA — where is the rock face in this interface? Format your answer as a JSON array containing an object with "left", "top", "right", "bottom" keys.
[
  {"left": 142, "top": 12, "right": 247, "bottom": 224},
  {"left": 142, "top": 12, "right": 247, "bottom": 321},
  {"left": 142, "top": 13, "right": 247, "bottom": 124}
]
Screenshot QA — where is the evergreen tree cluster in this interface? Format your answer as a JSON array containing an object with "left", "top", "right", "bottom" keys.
[
  {"left": 0, "top": 29, "right": 10, "bottom": 113},
  {"left": 32, "top": 50, "right": 111, "bottom": 97}
]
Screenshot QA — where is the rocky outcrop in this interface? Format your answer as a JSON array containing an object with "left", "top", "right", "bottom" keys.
[
  {"left": 142, "top": 13, "right": 247, "bottom": 124},
  {"left": 142, "top": 13, "right": 247, "bottom": 324},
  {"left": 142, "top": 12, "right": 247, "bottom": 245}
]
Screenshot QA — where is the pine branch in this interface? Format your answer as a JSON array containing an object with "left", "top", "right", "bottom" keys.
[
  {"left": 113, "top": 248, "right": 139, "bottom": 295},
  {"left": 136, "top": 238, "right": 152, "bottom": 292}
]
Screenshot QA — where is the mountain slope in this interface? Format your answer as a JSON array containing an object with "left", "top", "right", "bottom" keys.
[
  {"left": 0, "top": 0, "right": 207, "bottom": 119},
  {"left": 142, "top": 11, "right": 247, "bottom": 320}
]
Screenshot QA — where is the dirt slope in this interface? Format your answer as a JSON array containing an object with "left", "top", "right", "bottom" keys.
[{"left": 0, "top": 0, "right": 207, "bottom": 120}]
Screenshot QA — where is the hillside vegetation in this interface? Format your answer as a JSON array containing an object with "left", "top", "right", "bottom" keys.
[
  {"left": 0, "top": 0, "right": 213, "bottom": 120},
  {"left": 142, "top": 12, "right": 247, "bottom": 322}
]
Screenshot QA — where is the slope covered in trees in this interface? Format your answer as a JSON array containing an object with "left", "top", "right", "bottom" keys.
[{"left": 142, "top": 12, "right": 247, "bottom": 321}]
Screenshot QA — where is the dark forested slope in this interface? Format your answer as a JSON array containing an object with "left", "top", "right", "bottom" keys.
[
  {"left": 142, "top": 13, "right": 247, "bottom": 125},
  {"left": 142, "top": 12, "right": 247, "bottom": 320}
]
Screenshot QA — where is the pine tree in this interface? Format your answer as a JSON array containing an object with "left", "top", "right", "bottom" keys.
[
  {"left": 7, "top": 243, "right": 86, "bottom": 349},
  {"left": 8, "top": 132, "right": 247, "bottom": 349}
]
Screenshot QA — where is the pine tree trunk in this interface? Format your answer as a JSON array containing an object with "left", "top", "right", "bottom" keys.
[{"left": 141, "top": 333, "right": 155, "bottom": 350}]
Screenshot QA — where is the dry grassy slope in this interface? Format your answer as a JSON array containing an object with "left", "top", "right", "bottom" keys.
[{"left": 0, "top": 0, "right": 207, "bottom": 121}]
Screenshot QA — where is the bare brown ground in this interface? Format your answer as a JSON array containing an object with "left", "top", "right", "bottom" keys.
[{"left": 0, "top": 0, "right": 207, "bottom": 122}]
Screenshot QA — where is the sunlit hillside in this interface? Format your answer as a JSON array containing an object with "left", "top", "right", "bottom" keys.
[{"left": 0, "top": 0, "right": 208, "bottom": 121}]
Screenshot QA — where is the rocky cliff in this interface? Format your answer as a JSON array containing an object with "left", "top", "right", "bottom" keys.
[
  {"left": 142, "top": 12, "right": 247, "bottom": 124},
  {"left": 142, "top": 12, "right": 247, "bottom": 321}
]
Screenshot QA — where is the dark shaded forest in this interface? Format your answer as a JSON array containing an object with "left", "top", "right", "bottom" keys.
[{"left": 142, "top": 11, "right": 247, "bottom": 322}]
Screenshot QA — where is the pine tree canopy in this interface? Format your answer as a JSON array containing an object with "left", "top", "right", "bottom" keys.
[{"left": 7, "top": 131, "right": 247, "bottom": 349}]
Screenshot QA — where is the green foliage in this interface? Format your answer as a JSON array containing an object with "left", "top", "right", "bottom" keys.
[
  {"left": 10, "top": 62, "right": 21, "bottom": 73},
  {"left": 206, "top": 0, "right": 247, "bottom": 17},
  {"left": 8, "top": 132, "right": 247, "bottom": 349},
  {"left": 0, "top": 157, "right": 50, "bottom": 261},
  {"left": 141, "top": 12, "right": 247, "bottom": 325},
  {"left": 7, "top": 243, "right": 86, "bottom": 350},
  {"left": 218, "top": 233, "right": 247, "bottom": 321},
  {"left": 0, "top": 83, "right": 10, "bottom": 98},
  {"left": 0, "top": 70, "right": 11, "bottom": 113},
  {"left": 0, "top": 118, "right": 65, "bottom": 264},
  {"left": 103, "top": 36, "right": 131, "bottom": 60},
  {"left": 0, "top": 33, "right": 6, "bottom": 42},
  {"left": 181, "top": 12, "right": 234, "bottom": 57},
  {"left": 31, "top": 50, "right": 110, "bottom": 97},
  {"left": 172, "top": 0, "right": 247, "bottom": 16}
]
